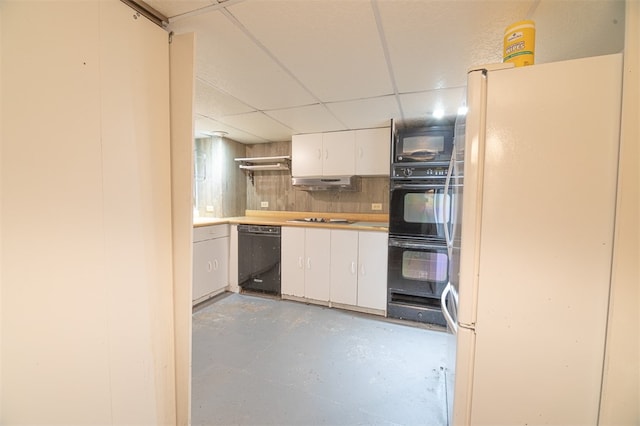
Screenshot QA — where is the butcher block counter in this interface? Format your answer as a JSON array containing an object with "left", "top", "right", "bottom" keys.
[{"left": 194, "top": 210, "right": 388, "bottom": 232}]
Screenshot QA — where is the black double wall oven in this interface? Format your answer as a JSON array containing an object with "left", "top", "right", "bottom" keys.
[{"left": 387, "top": 120, "right": 456, "bottom": 326}]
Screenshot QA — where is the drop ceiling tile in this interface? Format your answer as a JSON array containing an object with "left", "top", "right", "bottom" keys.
[
  {"left": 218, "top": 112, "right": 295, "bottom": 142},
  {"left": 325, "top": 96, "right": 399, "bottom": 130},
  {"left": 266, "top": 104, "right": 348, "bottom": 135},
  {"left": 195, "top": 78, "right": 255, "bottom": 118},
  {"left": 169, "top": 11, "right": 317, "bottom": 110},
  {"left": 399, "top": 87, "right": 467, "bottom": 122},
  {"left": 145, "top": 0, "right": 216, "bottom": 18},
  {"left": 227, "top": 0, "right": 393, "bottom": 103},
  {"left": 378, "top": 1, "right": 532, "bottom": 93},
  {"left": 195, "top": 114, "right": 269, "bottom": 144},
  {"left": 532, "top": 0, "right": 624, "bottom": 64}
]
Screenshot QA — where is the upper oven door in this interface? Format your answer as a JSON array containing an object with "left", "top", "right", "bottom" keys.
[{"left": 389, "top": 183, "right": 452, "bottom": 240}]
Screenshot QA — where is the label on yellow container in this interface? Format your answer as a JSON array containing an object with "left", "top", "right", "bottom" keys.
[{"left": 503, "top": 20, "right": 535, "bottom": 66}]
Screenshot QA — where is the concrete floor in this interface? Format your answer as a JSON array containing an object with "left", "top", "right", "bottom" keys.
[{"left": 192, "top": 293, "right": 449, "bottom": 426}]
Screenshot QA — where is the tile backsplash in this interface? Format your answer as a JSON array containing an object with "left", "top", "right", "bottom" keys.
[
  {"left": 245, "top": 141, "right": 389, "bottom": 214},
  {"left": 194, "top": 138, "right": 390, "bottom": 218}
]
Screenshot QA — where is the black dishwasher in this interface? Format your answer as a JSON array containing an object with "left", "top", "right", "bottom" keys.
[{"left": 237, "top": 224, "right": 281, "bottom": 295}]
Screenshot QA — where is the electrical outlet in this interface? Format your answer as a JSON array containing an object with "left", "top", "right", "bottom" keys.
[
  {"left": 206, "top": 205, "right": 214, "bottom": 212},
  {"left": 371, "top": 203, "right": 382, "bottom": 211},
  {"left": 260, "top": 201, "right": 269, "bottom": 208}
]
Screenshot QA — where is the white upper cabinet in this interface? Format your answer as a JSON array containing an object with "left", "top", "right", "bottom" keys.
[
  {"left": 292, "top": 131, "right": 355, "bottom": 177},
  {"left": 321, "top": 131, "right": 356, "bottom": 176},
  {"left": 291, "top": 133, "right": 323, "bottom": 177},
  {"left": 355, "top": 127, "right": 390, "bottom": 176},
  {"left": 292, "top": 128, "right": 389, "bottom": 177}
]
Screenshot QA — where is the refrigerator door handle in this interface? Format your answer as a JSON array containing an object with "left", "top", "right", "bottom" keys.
[{"left": 441, "top": 282, "right": 458, "bottom": 334}]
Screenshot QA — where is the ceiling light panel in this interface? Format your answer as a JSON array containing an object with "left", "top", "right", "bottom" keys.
[
  {"left": 169, "top": 11, "right": 317, "bottom": 110},
  {"left": 227, "top": 0, "right": 393, "bottom": 103}
]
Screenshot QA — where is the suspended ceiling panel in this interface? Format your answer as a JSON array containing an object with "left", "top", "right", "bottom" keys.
[
  {"left": 533, "top": 1, "right": 625, "bottom": 63},
  {"left": 265, "top": 104, "right": 348, "bottom": 135},
  {"left": 218, "top": 111, "right": 295, "bottom": 141},
  {"left": 227, "top": 0, "right": 393, "bottom": 103},
  {"left": 384, "top": 1, "right": 536, "bottom": 94},
  {"left": 194, "top": 78, "right": 254, "bottom": 118},
  {"left": 147, "top": 0, "right": 626, "bottom": 143},
  {"left": 325, "top": 95, "right": 400, "bottom": 130},
  {"left": 171, "top": 11, "right": 317, "bottom": 111}
]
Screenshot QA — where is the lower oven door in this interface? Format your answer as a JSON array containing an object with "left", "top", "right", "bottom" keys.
[
  {"left": 389, "top": 183, "right": 453, "bottom": 239},
  {"left": 387, "top": 237, "right": 449, "bottom": 325}
]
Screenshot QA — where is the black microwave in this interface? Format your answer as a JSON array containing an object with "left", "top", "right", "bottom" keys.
[{"left": 393, "top": 122, "right": 455, "bottom": 164}]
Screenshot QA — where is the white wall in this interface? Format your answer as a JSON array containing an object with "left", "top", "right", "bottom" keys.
[
  {"left": 599, "top": 1, "right": 640, "bottom": 424},
  {"left": 1, "top": 1, "right": 177, "bottom": 424}
]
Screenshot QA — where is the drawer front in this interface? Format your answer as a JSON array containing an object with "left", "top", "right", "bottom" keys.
[{"left": 193, "top": 224, "right": 229, "bottom": 242}]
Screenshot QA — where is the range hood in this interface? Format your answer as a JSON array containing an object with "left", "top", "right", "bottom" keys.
[{"left": 291, "top": 176, "right": 360, "bottom": 191}]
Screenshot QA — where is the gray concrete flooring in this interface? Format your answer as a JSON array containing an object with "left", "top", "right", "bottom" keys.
[{"left": 192, "top": 293, "right": 449, "bottom": 426}]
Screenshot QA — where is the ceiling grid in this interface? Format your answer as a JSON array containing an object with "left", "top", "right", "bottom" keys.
[{"left": 150, "top": 0, "right": 625, "bottom": 143}]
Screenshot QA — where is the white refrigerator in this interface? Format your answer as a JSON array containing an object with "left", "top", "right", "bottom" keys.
[{"left": 442, "top": 53, "right": 623, "bottom": 425}]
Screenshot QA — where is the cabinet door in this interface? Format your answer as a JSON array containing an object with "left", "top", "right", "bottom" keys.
[
  {"left": 322, "top": 131, "right": 355, "bottom": 176},
  {"left": 211, "top": 236, "right": 229, "bottom": 292},
  {"left": 292, "top": 133, "right": 323, "bottom": 177},
  {"left": 330, "top": 230, "right": 358, "bottom": 305},
  {"left": 304, "top": 228, "right": 331, "bottom": 302},
  {"left": 355, "top": 127, "right": 390, "bottom": 176},
  {"left": 281, "top": 227, "right": 305, "bottom": 297},
  {"left": 193, "top": 239, "right": 217, "bottom": 301},
  {"left": 357, "top": 231, "right": 388, "bottom": 310}
]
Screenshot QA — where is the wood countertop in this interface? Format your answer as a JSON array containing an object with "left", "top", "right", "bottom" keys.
[{"left": 194, "top": 210, "right": 389, "bottom": 232}]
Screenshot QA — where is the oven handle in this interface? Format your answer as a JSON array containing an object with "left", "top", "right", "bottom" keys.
[
  {"left": 443, "top": 150, "right": 454, "bottom": 251},
  {"left": 391, "top": 182, "right": 462, "bottom": 190},
  {"left": 388, "top": 238, "right": 446, "bottom": 250},
  {"left": 391, "top": 183, "right": 444, "bottom": 190}
]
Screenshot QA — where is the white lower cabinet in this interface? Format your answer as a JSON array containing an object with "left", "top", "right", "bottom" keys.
[
  {"left": 355, "top": 231, "right": 388, "bottom": 311},
  {"left": 329, "top": 230, "right": 359, "bottom": 305},
  {"left": 281, "top": 227, "right": 331, "bottom": 302},
  {"left": 330, "top": 229, "right": 388, "bottom": 311},
  {"left": 192, "top": 224, "right": 229, "bottom": 304}
]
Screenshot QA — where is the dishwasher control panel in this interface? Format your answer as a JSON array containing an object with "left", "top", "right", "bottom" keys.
[{"left": 237, "top": 224, "right": 281, "bottom": 235}]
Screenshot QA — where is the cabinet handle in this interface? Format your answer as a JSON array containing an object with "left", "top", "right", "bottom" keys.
[
  {"left": 317, "top": 148, "right": 322, "bottom": 160},
  {"left": 359, "top": 147, "right": 363, "bottom": 159},
  {"left": 350, "top": 261, "right": 356, "bottom": 275},
  {"left": 298, "top": 256, "right": 303, "bottom": 269},
  {"left": 213, "top": 259, "right": 219, "bottom": 271},
  {"left": 307, "top": 257, "right": 311, "bottom": 269},
  {"left": 207, "top": 261, "right": 212, "bottom": 272},
  {"left": 325, "top": 149, "right": 329, "bottom": 160}
]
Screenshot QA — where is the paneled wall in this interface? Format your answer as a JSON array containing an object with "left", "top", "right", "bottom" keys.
[
  {"left": 194, "top": 136, "right": 246, "bottom": 218},
  {"left": 245, "top": 141, "right": 389, "bottom": 214},
  {"left": 1, "top": 2, "right": 177, "bottom": 424}
]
